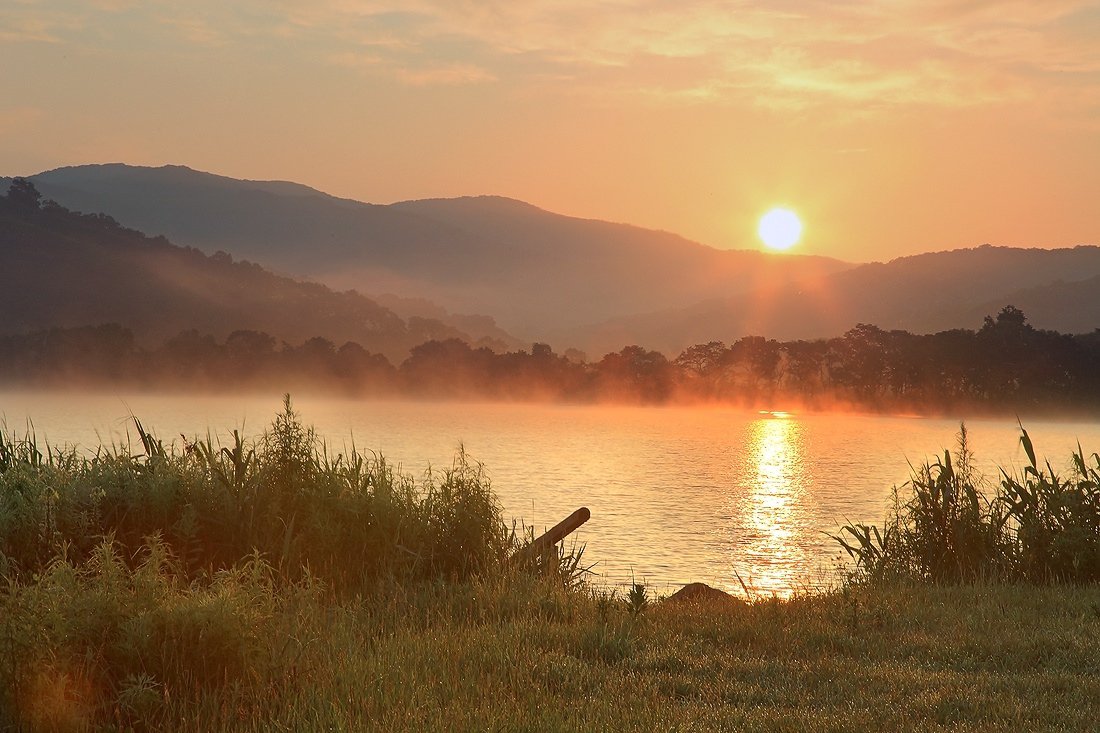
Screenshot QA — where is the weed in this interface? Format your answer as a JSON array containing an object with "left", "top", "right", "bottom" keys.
[{"left": 626, "top": 576, "right": 650, "bottom": 618}]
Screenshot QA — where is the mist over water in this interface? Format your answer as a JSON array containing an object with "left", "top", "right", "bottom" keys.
[{"left": 4, "top": 389, "right": 1099, "bottom": 596}]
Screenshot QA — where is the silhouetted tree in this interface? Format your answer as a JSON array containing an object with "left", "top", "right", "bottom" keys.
[
  {"left": 717, "top": 336, "right": 781, "bottom": 400},
  {"left": 401, "top": 338, "right": 495, "bottom": 395},
  {"left": 983, "top": 305, "right": 1030, "bottom": 333},
  {"left": 780, "top": 340, "right": 829, "bottom": 398},
  {"left": 160, "top": 329, "right": 223, "bottom": 382},
  {"left": 334, "top": 342, "right": 395, "bottom": 392},
  {"left": 597, "top": 345, "right": 673, "bottom": 403},
  {"left": 5, "top": 177, "right": 41, "bottom": 215},
  {"left": 223, "top": 330, "right": 277, "bottom": 381},
  {"left": 675, "top": 341, "right": 727, "bottom": 376},
  {"left": 831, "top": 324, "right": 891, "bottom": 401}
]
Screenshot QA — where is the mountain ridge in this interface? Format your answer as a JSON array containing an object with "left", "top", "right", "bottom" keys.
[
  {"left": 7, "top": 164, "right": 1100, "bottom": 359},
  {"left": 6, "top": 164, "right": 851, "bottom": 339},
  {"left": 573, "top": 243, "right": 1100, "bottom": 354},
  {"left": 0, "top": 184, "right": 512, "bottom": 362}
]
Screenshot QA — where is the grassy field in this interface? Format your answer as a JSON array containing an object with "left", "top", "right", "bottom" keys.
[
  {"left": 3, "top": 404, "right": 1100, "bottom": 731},
  {"left": 8, "top": 565, "right": 1099, "bottom": 731}
]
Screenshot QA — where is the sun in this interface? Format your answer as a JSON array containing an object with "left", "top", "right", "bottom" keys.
[{"left": 758, "top": 208, "right": 802, "bottom": 251}]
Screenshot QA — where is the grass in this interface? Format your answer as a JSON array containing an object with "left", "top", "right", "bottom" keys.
[
  {"left": 6, "top": 565, "right": 1099, "bottom": 731},
  {"left": 0, "top": 395, "right": 510, "bottom": 591},
  {"left": 836, "top": 423, "right": 1100, "bottom": 584},
  {"left": 3, "top": 407, "right": 1100, "bottom": 731}
]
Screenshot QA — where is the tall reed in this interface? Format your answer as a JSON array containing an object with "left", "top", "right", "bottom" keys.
[
  {"left": 0, "top": 395, "right": 512, "bottom": 592},
  {"left": 836, "top": 424, "right": 1100, "bottom": 583}
]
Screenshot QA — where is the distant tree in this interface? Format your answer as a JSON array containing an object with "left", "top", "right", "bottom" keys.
[
  {"left": 726, "top": 336, "right": 782, "bottom": 396},
  {"left": 531, "top": 342, "right": 554, "bottom": 360},
  {"left": 982, "top": 304, "right": 1030, "bottom": 334},
  {"left": 224, "top": 330, "right": 277, "bottom": 377},
  {"left": 161, "top": 329, "right": 223, "bottom": 380},
  {"left": 674, "top": 341, "right": 727, "bottom": 376},
  {"left": 830, "top": 324, "right": 891, "bottom": 400},
  {"left": 780, "top": 340, "right": 828, "bottom": 397},
  {"left": 40, "top": 324, "right": 136, "bottom": 381},
  {"left": 597, "top": 345, "right": 673, "bottom": 403},
  {"left": 5, "top": 177, "right": 41, "bottom": 215},
  {"left": 297, "top": 336, "right": 337, "bottom": 359},
  {"left": 334, "top": 342, "right": 395, "bottom": 391},
  {"left": 401, "top": 338, "right": 492, "bottom": 395}
]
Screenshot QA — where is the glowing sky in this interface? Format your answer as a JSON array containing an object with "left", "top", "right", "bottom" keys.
[{"left": 2, "top": 1, "right": 1098, "bottom": 261}]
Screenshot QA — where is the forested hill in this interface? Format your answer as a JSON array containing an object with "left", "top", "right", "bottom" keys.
[
  {"left": 0, "top": 180, "right": 505, "bottom": 362},
  {"left": 8, "top": 164, "right": 850, "bottom": 338},
  {"left": 578, "top": 244, "right": 1100, "bottom": 354}
]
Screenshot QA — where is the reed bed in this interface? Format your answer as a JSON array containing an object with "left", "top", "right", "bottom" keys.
[
  {"left": 0, "top": 396, "right": 509, "bottom": 591},
  {"left": 836, "top": 424, "right": 1100, "bottom": 584}
]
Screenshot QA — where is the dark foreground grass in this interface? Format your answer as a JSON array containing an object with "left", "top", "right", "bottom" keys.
[
  {"left": 3, "top": 408, "right": 1100, "bottom": 731},
  {"left": 205, "top": 582, "right": 1100, "bottom": 731},
  {"left": 5, "top": 559, "right": 1099, "bottom": 731}
]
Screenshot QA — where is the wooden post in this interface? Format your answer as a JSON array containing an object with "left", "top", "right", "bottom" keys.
[{"left": 515, "top": 507, "right": 590, "bottom": 562}]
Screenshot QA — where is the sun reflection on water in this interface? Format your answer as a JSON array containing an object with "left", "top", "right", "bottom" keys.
[{"left": 735, "top": 414, "right": 813, "bottom": 597}]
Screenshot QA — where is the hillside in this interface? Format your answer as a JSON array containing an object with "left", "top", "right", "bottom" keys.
[
  {"left": 579, "top": 245, "right": 1100, "bottom": 354},
  {"left": 6, "top": 164, "right": 851, "bottom": 339},
  {"left": 0, "top": 182, "right": 500, "bottom": 362},
  {"left": 11, "top": 165, "right": 1098, "bottom": 360}
]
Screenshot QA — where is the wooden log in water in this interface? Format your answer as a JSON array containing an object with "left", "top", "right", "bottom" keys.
[{"left": 515, "top": 507, "right": 590, "bottom": 561}]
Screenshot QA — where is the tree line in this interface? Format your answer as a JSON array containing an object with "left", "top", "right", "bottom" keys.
[{"left": 3, "top": 305, "right": 1100, "bottom": 414}]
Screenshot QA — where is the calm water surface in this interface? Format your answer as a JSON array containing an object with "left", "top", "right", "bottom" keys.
[{"left": 4, "top": 390, "right": 1100, "bottom": 596}]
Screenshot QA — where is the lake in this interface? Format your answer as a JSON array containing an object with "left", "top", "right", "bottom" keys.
[{"left": 3, "top": 390, "right": 1099, "bottom": 596}]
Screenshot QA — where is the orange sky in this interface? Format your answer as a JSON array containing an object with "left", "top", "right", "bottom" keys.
[{"left": 2, "top": 1, "right": 1098, "bottom": 262}]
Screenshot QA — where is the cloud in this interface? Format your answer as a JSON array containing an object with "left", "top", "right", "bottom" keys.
[
  {"left": 331, "top": 51, "right": 494, "bottom": 85},
  {"left": 257, "top": 0, "right": 1097, "bottom": 115},
  {"left": 0, "top": 5, "right": 75, "bottom": 43},
  {"left": 395, "top": 63, "right": 496, "bottom": 86},
  {"left": 154, "top": 11, "right": 227, "bottom": 46},
  {"left": 8, "top": 0, "right": 1100, "bottom": 112}
]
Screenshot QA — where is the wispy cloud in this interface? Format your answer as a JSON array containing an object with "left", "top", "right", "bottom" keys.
[
  {"left": 8, "top": 1, "right": 1100, "bottom": 106},
  {"left": 0, "top": 2, "right": 80, "bottom": 43},
  {"left": 330, "top": 51, "right": 494, "bottom": 85},
  {"left": 154, "top": 11, "right": 227, "bottom": 46},
  {"left": 396, "top": 63, "right": 496, "bottom": 86},
  {"left": 257, "top": 0, "right": 1099, "bottom": 111}
]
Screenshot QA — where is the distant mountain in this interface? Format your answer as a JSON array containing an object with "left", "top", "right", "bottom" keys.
[
  {"left": 955, "top": 273, "right": 1100, "bottom": 336},
  {"left": 15, "top": 164, "right": 1094, "bottom": 361},
  {"left": 578, "top": 245, "right": 1100, "bottom": 354},
  {"left": 5, "top": 164, "right": 851, "bottom": 341},
  {"left": 0, "top": 186, "right": 503, "bottom": 362}
]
